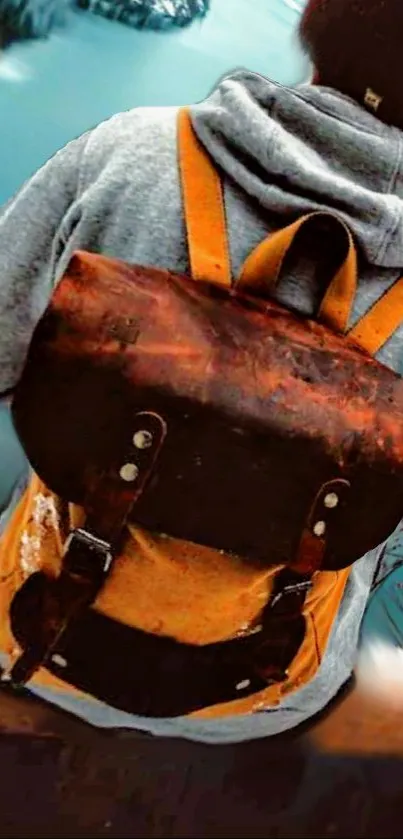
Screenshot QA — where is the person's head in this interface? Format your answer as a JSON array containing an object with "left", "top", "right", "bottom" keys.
[{"left": 299, "top": 0, "right": 403, "bottom": 129}]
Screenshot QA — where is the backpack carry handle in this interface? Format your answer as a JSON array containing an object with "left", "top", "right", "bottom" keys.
[
  {"left": 178, "top": 107, "right": 403, "bottom": 352},
  {"left": 178, "top": 108, "right": 357, "bottom": 334},
  {"left": 237, "top": 211, "right": 357, "bottom": 334}
]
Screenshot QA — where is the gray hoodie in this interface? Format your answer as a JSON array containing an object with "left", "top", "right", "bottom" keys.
[{"left": 0, "top": 70, "right": 402, "bottom": 743}]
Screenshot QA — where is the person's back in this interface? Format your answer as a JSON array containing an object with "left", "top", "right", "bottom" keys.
[{"left": 1, "top": 0, "right": 403, "bottom": 742}]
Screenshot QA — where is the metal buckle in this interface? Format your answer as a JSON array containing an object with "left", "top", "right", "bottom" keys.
[
  {"left": 4, "top": 531, "right": 114, "bottom": 690},
  {"left": 63, "top": 528, "right": 113, "bottom": 580}
]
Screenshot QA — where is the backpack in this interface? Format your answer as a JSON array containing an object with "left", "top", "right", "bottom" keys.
[{"left": 1, "top": 107, "right": 403, "bottom": 720}]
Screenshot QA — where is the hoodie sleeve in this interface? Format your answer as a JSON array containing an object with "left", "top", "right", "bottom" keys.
[{"left": 0, "top": 131, "right": 91, "bottom": 396}]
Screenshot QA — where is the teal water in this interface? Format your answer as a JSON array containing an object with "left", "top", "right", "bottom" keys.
[
  {"left": 0, "top": 0, "right": 306, "bottom": 507},
  {"left": 0, "top": 0, "right": 306, "bottom": 205}
]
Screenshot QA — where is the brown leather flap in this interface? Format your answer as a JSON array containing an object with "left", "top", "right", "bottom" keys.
[{"left": 12, "top": 252, "right": 403, "bottom": 570}]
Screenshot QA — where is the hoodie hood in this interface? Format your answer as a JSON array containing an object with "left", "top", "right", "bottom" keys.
[{"left": 191, "top": 70, "right": 403, "bottom": 268}]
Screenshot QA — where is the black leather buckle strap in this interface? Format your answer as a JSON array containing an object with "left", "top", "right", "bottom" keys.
[
  {"left": 8, "top": 412, "right": 167, "bottom": 688},
  {"left": 292, "top": 479, "right": 351, "bottom": 575}
]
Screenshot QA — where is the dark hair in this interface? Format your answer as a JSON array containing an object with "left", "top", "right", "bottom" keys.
[{"left": 299, "top": 0, "right": 403, "bottom": 129}]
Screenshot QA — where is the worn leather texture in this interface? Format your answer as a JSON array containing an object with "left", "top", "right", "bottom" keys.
[{"left": 12, "top": 250, "right": 403, "bottom": 572}]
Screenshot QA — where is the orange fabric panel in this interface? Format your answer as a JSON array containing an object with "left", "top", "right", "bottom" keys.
[{"left": 0, "top": 474, "right": 350, "bottom": 717}]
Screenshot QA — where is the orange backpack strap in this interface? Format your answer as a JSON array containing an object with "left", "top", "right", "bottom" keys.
[
  {"left": 348, "top": 277, "right": 403, "bottom": 355},
  {"left": 178, "top": 110, "right": 357, "bottom": 333},
  {"left": 238, "top": 211, "right": 358, "bottom": 334},
  {"left": 177, "top": 108, "right": 231, "bottom": 287},
  {"left": 178, "top": 109, "right": 403, "bottom": 352}
]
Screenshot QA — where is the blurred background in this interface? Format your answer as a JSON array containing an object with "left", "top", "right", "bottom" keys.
[{"left": 0, "top": 0, "right": 307, "bottom": 510}]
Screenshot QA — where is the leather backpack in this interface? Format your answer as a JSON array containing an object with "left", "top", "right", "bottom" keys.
[{"left": 3, "top": 108, "right": 403, "bottom": 718}]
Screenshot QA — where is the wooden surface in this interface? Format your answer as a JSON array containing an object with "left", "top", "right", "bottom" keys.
[{"left": 1, "top": 680, "right": 403, "bottom": 837}]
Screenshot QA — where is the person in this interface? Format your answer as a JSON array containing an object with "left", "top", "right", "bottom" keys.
[{"left": 0, "top": 0, "right": 403, "bottom": 743}]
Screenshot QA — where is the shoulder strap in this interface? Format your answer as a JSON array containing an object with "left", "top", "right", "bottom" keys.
[
  {"left": 348, "top": 277, "right": 403, "bottom": 355},
  {"left": 177, "top": 109, "right": 231, "bottom": 287}
]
